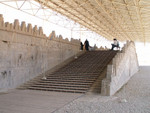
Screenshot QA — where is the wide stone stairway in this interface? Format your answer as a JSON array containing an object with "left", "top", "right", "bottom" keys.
[{"left": 18, "top": 50, "right": 118, "bottom": 93}]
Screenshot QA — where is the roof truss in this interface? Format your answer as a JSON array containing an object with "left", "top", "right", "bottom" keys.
[{"left": 1, "top": 0, "right": 150, "bottom": 42}]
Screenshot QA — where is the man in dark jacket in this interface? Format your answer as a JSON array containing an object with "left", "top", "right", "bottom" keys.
[{"left": 84, "top": 39, "right": 89, "bottom": 51}]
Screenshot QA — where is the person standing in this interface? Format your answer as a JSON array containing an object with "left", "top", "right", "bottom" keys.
[
  {"left": 80, "top": 42, "right": 84, "bottom": 50},
  {"left": 84, "top": 39, "right": 89, "bottom": 51}
]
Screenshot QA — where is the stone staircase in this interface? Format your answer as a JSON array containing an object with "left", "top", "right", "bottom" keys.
[{"left": 18, "top": 50, "right": 118, "bottom": 93}]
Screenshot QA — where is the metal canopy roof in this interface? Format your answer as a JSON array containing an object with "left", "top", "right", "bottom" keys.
[
  {"left": 0, "top": 0, "right": 150, "bottom": 42},
  {"left": 34, "top": 0, "right": 150, "bottom": 42}
]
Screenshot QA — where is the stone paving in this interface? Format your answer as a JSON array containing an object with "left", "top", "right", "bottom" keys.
[
  {"left": 54, "top": 66, "right": 150, "bottom": 113},
  {"left": 0, "top": 90, "right": 82, "bottom": 113},
  {"left": 0, "top": 66, "right": 150, "bottom": 113}
]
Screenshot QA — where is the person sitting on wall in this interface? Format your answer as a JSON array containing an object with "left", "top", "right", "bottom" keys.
[
  {"left": 111, "top": 38, "right": 120, "bottom": 50},
  {"left": 84, "top": 39, "right": 89, "bottom": 51}
]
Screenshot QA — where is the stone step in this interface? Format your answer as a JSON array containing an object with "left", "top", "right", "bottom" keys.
[
  {"left": 52, "top": 72, "right": 101, "bottom": 74},
  {"left": 26, "top": 87, "right": 87, "bottom": 93},
  {"left": 45, "top": 75, "right": 98, "bottom": 79},
  {"left": 20, "top": 77, "right": 104, "bottom": 89},
  {"left": 27, "top": 85, "right": 88, "bottom": 91},
  {"left": 41, "top": 74, "right": 99, "bottom": 77},
  {"left": 20, "top": 81, "right": 93, "bottom": 87},
  {"left": 25, "top": 78, "right": 96, "bottom": 84},
  {"left": 18, "top": 50, "right": 118, "bottom": 93},
  {"left": 26, "top": 83, "right": 90, "bottom": 88},
  {"left": 39, "top": 78, "right": 97, "bottom": 82},
  {"left": 22, "top": 79, "right": 97, "bottom": 86}
]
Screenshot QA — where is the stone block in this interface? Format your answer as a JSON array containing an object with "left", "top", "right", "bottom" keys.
[
  {"left": 33, "top": 25, "right": 38, "bottom": 35},
  {"left": 9, "top": 23, "right": 13, "bottom": 31},
  {"left": 0, "top": 14, "right": 4, "bottom": 28},
  {"left": 21, "top": 21, "right": 27, "bottom": 32},
  {"left": 48, "top": 31, "right": 56, "bottom": 40},
  {"left": 14, "top": 19, "right": 20, "bottom": 31},
  {"left": 5, "top": 22, "right": 10, "bottom": 30},
  {"left": 0, "top": 30, "right": 13, "bottom": 42},
  {"left": 38, "top": 27, "right": 43, "bottom": 36},
  {"left": 101, "top": 79, "right": 111, "bottom": 96},
  {"left": 34, "top": 37, "right": 41, "bottom": 46},
  {"left": 15, "top": 34, "right": 28, "bottom": 44},
  {"left": 27, "top": 23, "right": 33, "bottom": 34},
  {"left": 106, "top": 65, "right": 113, "bottom": 80}
]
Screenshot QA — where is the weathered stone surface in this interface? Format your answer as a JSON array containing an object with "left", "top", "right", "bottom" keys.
[
  {"left": 0, "top": 16, "right": 80, "bottom": 92},
  {"left": 101, "top": 41, "right": 139, "bottom": 96},
  {"left": 27, "top": 23, "right": 32, "bottom": 34},
  {"left": 0, "top": 14, "right": 4, "bottom": 28},
  {"left": 14, "top": 19, "right": 20, "bottom": 31},
  {"left": 21, "top": 21, "right": 26, "bottom": 32}
]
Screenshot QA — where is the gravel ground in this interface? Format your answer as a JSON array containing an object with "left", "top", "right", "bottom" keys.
[{"left": 54, "top": 66, "right": 150, "bottom": 113}]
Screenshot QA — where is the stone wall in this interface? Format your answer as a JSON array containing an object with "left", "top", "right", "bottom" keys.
[
  {"left": 0, "top": 14, "right": 80, "bottom": 92},
  {"left": 101, "top": 41, "right": 139, "bottom": 96}
]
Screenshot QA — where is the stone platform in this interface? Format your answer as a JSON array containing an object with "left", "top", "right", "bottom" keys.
[{"left": 0, "top": 90, "right": 82, "bottom": 113}]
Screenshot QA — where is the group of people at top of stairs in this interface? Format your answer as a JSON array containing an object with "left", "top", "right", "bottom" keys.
[
  {"left": 80, "top": 39, "right": 90, "bottom": 51},
  {"left": 80, "top": 38, "right": 120, "bottom": 51}
]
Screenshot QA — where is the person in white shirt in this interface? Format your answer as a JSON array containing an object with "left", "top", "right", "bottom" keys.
[{"left": 111, "top": 38, "right": 119, "bottom": 50}]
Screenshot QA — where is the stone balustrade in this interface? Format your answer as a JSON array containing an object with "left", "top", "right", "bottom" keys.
[{"left": 101, "top": 41, "right": 139, "bottom": 96}]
